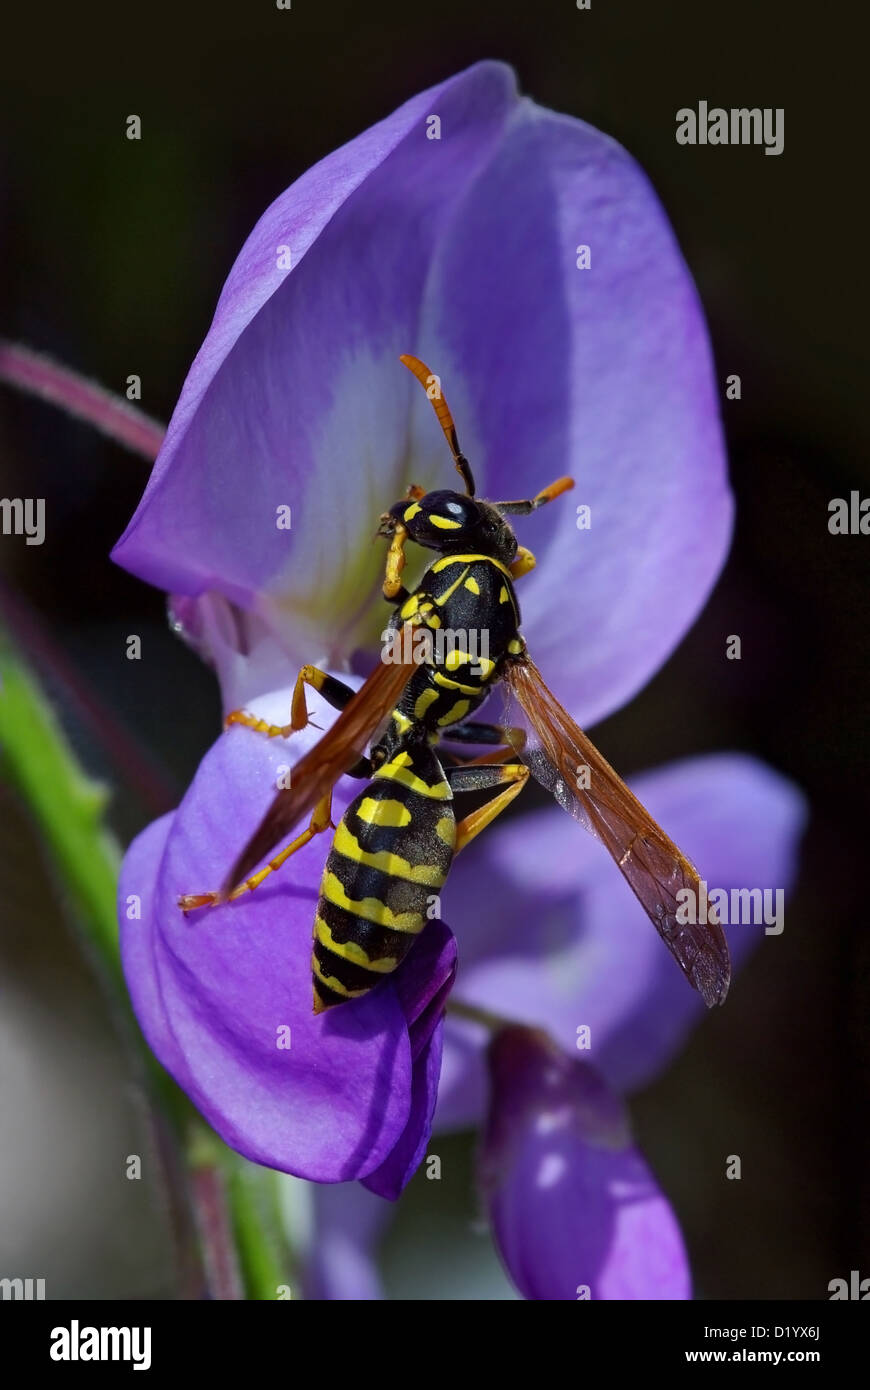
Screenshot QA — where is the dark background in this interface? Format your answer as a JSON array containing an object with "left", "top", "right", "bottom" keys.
[{"left": 0, "top": 0, "right": 866, "bottom": 1298}]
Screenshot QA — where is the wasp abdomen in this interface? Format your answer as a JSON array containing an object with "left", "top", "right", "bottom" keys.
[{"left": 311, "top": 748, "right": 455, "bottom": 1013}]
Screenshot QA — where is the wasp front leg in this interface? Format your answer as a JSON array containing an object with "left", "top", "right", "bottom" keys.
[
  {"left": 224, "top": 668, "right": 357, "bottom": 740},
  {"left": 509, "top": 546, "right": 536, "bottom": 580}
]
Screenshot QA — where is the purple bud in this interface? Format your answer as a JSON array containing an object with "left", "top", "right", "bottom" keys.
[{"left": 480, "top": 1026, "right": 691, "bottom": 1300}]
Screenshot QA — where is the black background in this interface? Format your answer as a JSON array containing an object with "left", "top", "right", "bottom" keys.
[{"left": 0, "top": 0, "right": 866, "bottom": 1299}]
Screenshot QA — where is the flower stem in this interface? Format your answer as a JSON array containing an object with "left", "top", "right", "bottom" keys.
[
  {"left": 0, "top": 338, "right": 165, "bottom": 460},
  {"left": 189, "top": 1162, "right": 245, "bottom": 1301},
  {"left": 447, "top": 998, "right": 519, "bottom": 1033},
  {"left": 0, "top": 627, "right": 290, "bottom": 1300}
]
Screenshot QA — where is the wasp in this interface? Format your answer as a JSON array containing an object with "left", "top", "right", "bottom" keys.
[{"left": 179, "top": 355, "right": 731, "bottom": 1012}]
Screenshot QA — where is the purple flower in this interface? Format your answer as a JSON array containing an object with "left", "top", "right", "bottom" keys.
[
  {"left": 112, "top": 60, "right": 805, "bottom": 1286},
  {"left": 112, "top": 59, "right": 730, "bottom": 721},
  {"left": 481, "top": 1027, "right": 690, "bottom": 1300},
  {"left": 119, "top": 702, "right": 456, "bottom": 1189},
  {"left": 290, "top": 753, "right": 804, "bottom": 1300},
  {"left": 436, "top": 752, "right": 806, "bottom": 1130}
]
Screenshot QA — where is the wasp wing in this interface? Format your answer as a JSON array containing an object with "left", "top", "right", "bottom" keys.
[
  {"left": 221, "top": 633, "right": 417, "bottom": 897},
  {"left": 502, "top": 655, "right": 731, "bottom": 1007}
]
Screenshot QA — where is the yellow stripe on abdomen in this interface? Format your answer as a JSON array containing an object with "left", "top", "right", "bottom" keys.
[
  {"left": 320, "top": 871, "right": 425, "bottom": 933},
  {"left": 313, "top": 915, "right": 399, "bottom": 972},
  {"left": 311, "top": 953, "right": 370, "bottom": 998},
  {"left": 332, "top": 821, "right": 447, "bottom": 886},
  {"left": 374, "top": 759, "right": 451, "bottom": 798},
  {"left": 356, "top": 796, "right": 412, "bottom": 828}
]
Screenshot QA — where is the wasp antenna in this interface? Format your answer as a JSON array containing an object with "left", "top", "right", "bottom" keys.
[
  {"left": 495, "top": 476, "right": 575, "bottom": 515},
  {"left": 399, "top": 353, "right": 476, "bottom": 496}
]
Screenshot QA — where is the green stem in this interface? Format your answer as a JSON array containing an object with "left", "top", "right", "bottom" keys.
[
  {"left": 0, "top": 630, "right": 291, "bottom": 1300},
  {"left": 447, "top": 997, "right": 518, "bottom": 1034},
  {"left": 0, "top": 632, "right": 123, "bottom": 978}
]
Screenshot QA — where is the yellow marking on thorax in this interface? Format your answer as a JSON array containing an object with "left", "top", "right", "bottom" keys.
[
  {"left": 435, "top": 817, "right": 456, "bottom": 848},
  {"left": 414, "top": 687, "right": 440, "bottom": 719},
  {"left": 430, "top": 514, "right": 461, "bottom": 529},
  {"left": 444, "top": 649, "right": 495, "bottom": 678},
  {"left": 402, "top": 593, "right": 441, "bottom": 628},
  {"left": 437, "top": 698, "right": 471, "bottom": 726},
  {"left": 508, "top": 638, "right": 525, "bottom": 655},
  {"left": 404, "top": 502, "right": 422, "bottom": 522},
  {"left": 418, "top": 601, "right": 441, "bottom": 628},
  {"left": 499, "top": 585, "right": 510, "bottom": 604},
  {"left": 434, "top": 566, "right": 471, "bottom": 606},
  {"left": 392, "top": 710, "right": 413, "bottom": 734},
  {"left": 314, "top": 916, "right": 399, "bottom": 973},
  {"left": 357, "top": 797, "right": 411, "bottom": 828},
  {"left": 464, "top": 576, "right": 480, "bottom": 594},
  {"left": 431, "top": 553, "right": 514, "bottom": 578},
  {"left": 320, "top": 872, "right": 425, "bottom": 932},
  {"left": 433, "top": 670, "right": 481, "bottom": 696},
  {"left": 332, "top": 822, "right": 447, "bottom": 885}
]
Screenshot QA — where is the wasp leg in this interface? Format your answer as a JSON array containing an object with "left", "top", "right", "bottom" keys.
[
  {"left": 440, "top": 720, "right": 527, "bottom": 748},
  {"left": 448, "top": 763, "right": 529, "bottom": 853},
  {"left": 224, "top": 668, "right": 356, "bottom": 739},
  {"left": 179, "top": 791, "right": 334, "bottom": 912},
  {"left": 438, "top": 721, "right": 527, "bottom": 766},
  {"left": 509, "top": 546, "right": 536, "bottom": 580},
  {"left": 381, "top": 522, "right": 409, "bottom": 602}
]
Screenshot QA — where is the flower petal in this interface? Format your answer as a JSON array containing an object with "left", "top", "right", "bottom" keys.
[
  {"left": 437, "top": 754, "right": 806, "bottom": 1129},
  {"left": 114, "top": 62, "right": 729, "bottom": 726},
  {"left": 304, "top": 1181, "right": 392, "bottom": 1301},
  {"left": 120, "top": 686, "right": 423, "bottom": 1182},
  {"left": 414, "top": 104, "right": 731, "bottom": 725},
  {"left": 361, "top": 922, "right": 456, "bottom": 1200},
  {"left": 112, "top": 62, "right": 520, "bottom": 668},
  {"left": 482, "top": 1028, "right": 690, "bottom": 1300}
]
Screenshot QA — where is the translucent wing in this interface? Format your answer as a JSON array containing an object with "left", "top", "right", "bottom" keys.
[
  {"left": 502, "top": 655, "right": 731, "bottom": 1007},
  {"left": 221, "top": 634, "right": 417, "bottom": 897}
]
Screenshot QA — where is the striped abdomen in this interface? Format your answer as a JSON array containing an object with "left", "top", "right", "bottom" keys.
[{"left": 311, "top": 747, "right": 455, "bottom": 1012}]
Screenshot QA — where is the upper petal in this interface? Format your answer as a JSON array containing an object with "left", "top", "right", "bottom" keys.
[
  {"left": 112, "top": 62, "right": 520, "bottom": 669},
  {"left": 114, "top": 63, "right": 729, "bottom": 722},
  {"left": 414, "top": 103, "right": 731, "bottom": 725}
]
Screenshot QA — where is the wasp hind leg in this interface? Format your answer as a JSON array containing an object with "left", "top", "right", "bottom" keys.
[
  {"left": 224, "top": 668, "right": 356, "bottom": 740},
  {"left": 439, "top": 720, "right": 527, "bottom": 766},
  {"left": 448, "top": 762, "right": 530, "bottom": 852},
  {"left": 178, "top": 791, "right": 334, "bottom": 912}
]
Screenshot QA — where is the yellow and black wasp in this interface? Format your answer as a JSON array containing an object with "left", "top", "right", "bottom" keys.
[{"left": 179, "top": 355, "right": 731, "bottom": 1012}]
